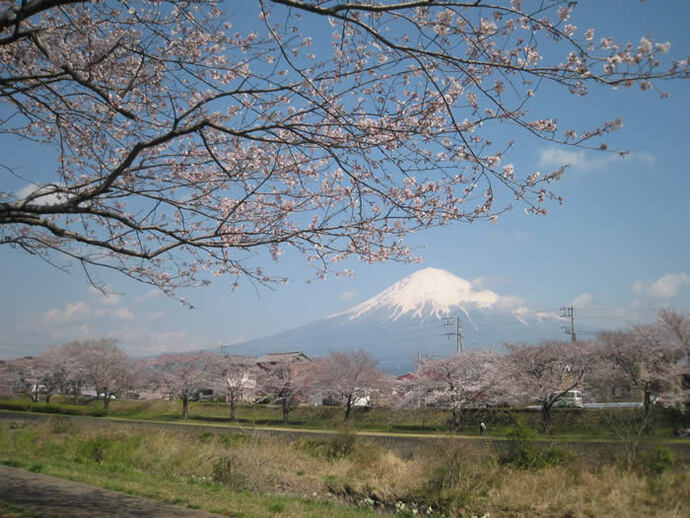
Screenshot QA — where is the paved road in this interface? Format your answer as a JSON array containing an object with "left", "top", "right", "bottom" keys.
[{"left": 0, "top": 465, "right": 226, "bottom": 518}]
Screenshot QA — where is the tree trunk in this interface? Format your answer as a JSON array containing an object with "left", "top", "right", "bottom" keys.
[
  {"left": 344, "top": 398, "right": 353, "bottom": 420},
  {"left": 643, "top": 390, "right": 652, "bottom": 421},
  {"left": 282, "top": 400, "right": 289, "bottom": 424},
  {"left": 452, "top": 407, "right": 462, "bottom": 429},
  {"left": 46, "top": 394, "right": 51, "bottom": 404},
  {"left": 72, "top": 382, "right": 82, "bottom": 402},
  {"left": 229, "top": 394, "right": 236, "bottom": 420},
  {"left": 182, "top": 396, "right": 189, "bottom": 419},
  {"left": 541, "top": 402, "right": 552, "bottom": 433}
]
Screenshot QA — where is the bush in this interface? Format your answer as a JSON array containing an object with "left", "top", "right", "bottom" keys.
[
  {"left": 419, "top": 443, "right": 498, "bottom": 515},
  {"left": 211, "top": 455, "right": 246, "bottom": 489},
  {"left": 328, "top": 426, "right": 357, "bottom": 459},
  {"left": 500, "top": 416, "right": 572, "bottom": 469},
  {"left": 0, "top": 399, "right": 105, "bottom": 416},
  {"left": 501, "top": 416, "right": 540, "bottom": 468},
  {"left": 641, "top": 446, "right": 676, "bottom": 476}
]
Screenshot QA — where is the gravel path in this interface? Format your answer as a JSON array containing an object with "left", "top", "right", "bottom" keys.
[{"left": 0, "top": 465, "right": 226, "bottom": 518}]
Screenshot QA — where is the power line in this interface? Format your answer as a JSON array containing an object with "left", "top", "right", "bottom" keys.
[
  {"left": 443, "top": 315, "right": 464, "bottom": 352},
  {"left": 560, "top": 305, "right": 576, "bottom": 342}
]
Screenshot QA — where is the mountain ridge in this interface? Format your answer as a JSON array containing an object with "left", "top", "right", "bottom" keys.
[{"left": 223, "top": 267, "right": 568, "bottom": 373}]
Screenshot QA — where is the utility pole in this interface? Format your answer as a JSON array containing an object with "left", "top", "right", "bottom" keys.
[
  {"left": 560, "top": 306, "right": 576, "bottom": 342},
  {"left": 444, "top": 315, "right": 464, "bottom": 352}
]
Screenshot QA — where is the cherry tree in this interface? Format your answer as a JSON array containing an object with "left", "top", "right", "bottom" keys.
[
  {"left": 144, "top": 351, "right": 215, "bottom": 419},
  {"left": 44, "top": 341, "right": 91, "bottom": 400},
  {"left": 405, "top": 350, "right": 502, "bottom": 428},
  {"left": 598, "top": 310, "right": 688, "bottom": 418},
  {"left": 311, "top": 349, "right": 384, "bottom": 420},
  {"left": 33, "top": 348, "right": 69, "bottom": 404},
  {"left": 1, "top": 1, "right": 686, "bottom": 298},
  {"left": 503, "top": 341, "right": 593, "bottom": 432},
  {"left": 256, "top": 357, "right": 311, "bottom": 424},
  {"left": 4, "top": 356, "right": 42, "bottom": 402},
  {"left": 211, "top": 354, "right": 257, "bottom": 420},
  {"left": 76, "top": 338, "right": 131, "bottom": 409}
]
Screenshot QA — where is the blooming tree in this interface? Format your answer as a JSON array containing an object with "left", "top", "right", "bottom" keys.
[
  {"left": 1, "top": 1, "right": 686, "bottom": 298},
  {"left": 503, "top": 341, "right": 593, "bottom": 432},
  {"left": 55, "top": 342, "right": 92, "bottom": 400},
  {"left": 33, "top": 347, "right": 71, "bottom": 403},
  {"left": 256, "top": 357, "right": 311, "bottom": 424},
  {"left": 311, "top": 349, "right": 384, "bottom": 420},
  {"left": 598, "top": 310, "right": 688, "bottom": 418},
  {"left": 405, "top": 349, "right": 502, "bottom": 428},
  {"left": 211, "top": 354, "right": 258, "bottom": 419},
  {"left": 143, "top": 351, "right": 216, "bottom": 418},
  {"left": 4, "top": 356, "right": 43, "bottom": 402},
  {"left": 76, "top": 338, "right": 131, "bottom": 409}
]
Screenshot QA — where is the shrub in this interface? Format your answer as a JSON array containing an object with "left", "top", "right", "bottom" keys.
[
  {"left": 500, "top": 416, "right": 572, "bottom": 469},
  {"left": 211, "top": 455, "right": 246, "bottom": 489},
  {"left": 501, "top": 416, "right": 540, "bottom": 468},
  {"left": 328, "top": 426, "right": 356, "bottom": 459},
  {"left": 641, "top": 445, "right": 676, "bottom": 476},
  {"left": 540, "top": 445, "right": 574, "bottom": 466},
  {"left": 420, "top": 444, "right": 499, "bottom": 516}
]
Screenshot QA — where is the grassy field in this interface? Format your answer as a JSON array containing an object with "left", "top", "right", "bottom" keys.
[
  {"left": 2, "top": 396, "right": 688, "bottom": 442},
  {"left": 1, "top": 415, "right": 688, "bottom": 517}
]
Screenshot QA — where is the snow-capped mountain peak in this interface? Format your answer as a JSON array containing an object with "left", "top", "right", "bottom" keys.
[{"left": 335, "top": 267, "right": 502, "bottom": 321}]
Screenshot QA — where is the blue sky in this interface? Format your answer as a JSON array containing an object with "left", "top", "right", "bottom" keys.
[{"left": 1, "top": 0, "right": 689, "bottom": 359}]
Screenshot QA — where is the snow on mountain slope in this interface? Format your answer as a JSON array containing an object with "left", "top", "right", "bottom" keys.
[
  {"left": 333, "top": 267, "right": 524, "bottom": 321},
  {"left": 225, "top": 267, "right": 569, "bottom": 373}
]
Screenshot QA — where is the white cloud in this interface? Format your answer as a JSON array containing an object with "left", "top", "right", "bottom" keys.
[
  {"left": 144, "top": 330, "right": 194, "bottom": 354},
  {"left": 43, "top": 287, "right": 134, "bottom": 324},
  {"left": 631, "top": 272, "right": 690, "bottom": 300},
  {"left": 339, "top": 290, "right": 358, "bottom": 301},
  {"left": 44, "top": 301, "right": 92, "bottom": 323},
  {"left": 539, "top": 147, "right": 655, "bottom": 173},
  {"left": 471, "top": 275, "right": 514, "bottom": 288},
  {"left": 572, "top": 293, "right": 593, "bottom": 308},
  {"left": 535, "top": 311, "right": 563, "bottom": 321},
  {"left": 16, "top": 184, "right": 68, "bottom": 205},
  {"left": 649, "top": 273, "right": 690, "bottom": 299},
  {"left": 87, "top": 286, "right": 121, "bottom": 306},
  {"left": 136, "top": 289, "right": 162, "bottom": 303},
  {"left": 115, "top": 308, "right": 135, "bottom": 320},
  {"left": 631, "top": 280, "right": 646, "bottom": 296}
]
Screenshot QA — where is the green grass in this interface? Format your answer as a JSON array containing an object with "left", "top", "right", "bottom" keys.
[
  {"left": 0, "top": 420, "right": 377, "bottom": 518},
  {"left": 2, "top": 396, "right": 687, "bottom": 443},
  {"left": 1, "top": 417, "right": 687, "bottom": 517}
]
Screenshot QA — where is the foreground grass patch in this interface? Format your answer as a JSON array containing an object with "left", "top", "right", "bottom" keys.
[{"left": 1, "top": 416, "right": 688, "bottom": 517}]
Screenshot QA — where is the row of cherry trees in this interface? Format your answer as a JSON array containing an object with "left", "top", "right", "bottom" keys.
[
  {"left": 401, "top": 309, "right": 688, "bottom": 431},
  {"left": 0, "top": 341, "right": 386, "bottom": 421},
  {"left": 2, "top": 310, "right": 687, "bottom": 428}
]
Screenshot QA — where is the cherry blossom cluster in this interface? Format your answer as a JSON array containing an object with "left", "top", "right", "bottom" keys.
[{"left": 0, "top": 0, "right": 686, "bottom": 294}]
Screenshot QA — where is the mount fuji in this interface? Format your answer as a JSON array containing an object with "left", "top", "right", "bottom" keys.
[{"left": 226, "top": 268, "right": 568, "bottom": 373}]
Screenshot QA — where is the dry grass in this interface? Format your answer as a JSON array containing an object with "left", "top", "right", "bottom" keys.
[{"left": 0, "top": 417, "right": 688, "bottom": 517}]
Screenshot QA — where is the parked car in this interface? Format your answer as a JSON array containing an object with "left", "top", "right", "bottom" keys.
[{"left": 551, "top": 390, "right": 583, "bottom": 408}]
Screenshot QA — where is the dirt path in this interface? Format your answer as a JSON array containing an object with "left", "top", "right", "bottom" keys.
[{"left": 0, "top": 465, "right": 226, "bottom": 518}]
